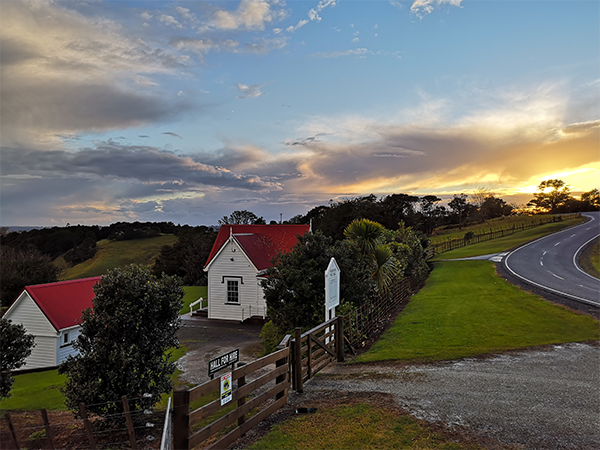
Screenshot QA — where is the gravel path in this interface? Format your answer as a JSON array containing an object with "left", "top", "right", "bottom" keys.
[{"left": 304, "top": 342, "right": 600, "bottom": 450}]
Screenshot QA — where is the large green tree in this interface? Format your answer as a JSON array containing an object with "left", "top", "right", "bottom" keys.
[
  {"left": 60, "top": 265, "right": 183, "bottom": 416},
  {"left": 528, "top": 179, "right": 572, "bottom": 213},
  {"left": 0, "top": 319, "right": 35, "bottom": 398},
  {"left": 261, "top": 232, "right": 375, "bottom": 332},
  {"left": 0, "top": 247, "right": 62, "bottom": 308},
  {"left": 219, "top": 210, "right": 266, "bottom": 225}
]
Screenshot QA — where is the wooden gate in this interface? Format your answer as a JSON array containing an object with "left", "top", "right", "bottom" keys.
[
  {"left": 172, "top": 347, "right": 289, "bottom": 450},
  {"left": 290, "top": 316, "right": 344, "bottom": 393}
]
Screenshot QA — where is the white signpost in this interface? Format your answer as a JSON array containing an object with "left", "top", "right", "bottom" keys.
[{"left": 325, "top": 258, "right": 340, "bottom": 343}]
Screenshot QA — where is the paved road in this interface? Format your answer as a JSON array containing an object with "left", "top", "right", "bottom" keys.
[{"left": 503, "top": 212, "right": 600, "bottom": 307}]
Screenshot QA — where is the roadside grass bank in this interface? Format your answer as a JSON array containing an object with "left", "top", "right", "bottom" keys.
[
  {"left": 590, "top": 241, "right": 600, "bottom": 276},
  {"left": 248, "top": 400, "right": 487, "bottom": 450},
  {"left": 431, "top": 217, "right": 583, "bottom": 260},
  {"left": 354, "top": 261, "right": 599, "bottom": 363},
  {"left": 429, "top": 214, "right": 581, "bottom": 244},
  {"left": 62, "top": 234, "right": 178, "bottom": 280}
]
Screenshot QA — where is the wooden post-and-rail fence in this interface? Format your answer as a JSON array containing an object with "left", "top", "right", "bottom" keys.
[
  {"left": 172, "top": 315, "right": 344, "bottom": 449},
  {"left": 172, "top": 346, "right": 289, "bottom": 450}
]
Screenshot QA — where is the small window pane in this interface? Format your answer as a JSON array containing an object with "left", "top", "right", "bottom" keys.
[
  {"left": 63, "top": 332, "right": 69, "bottom": 344},
  {"left": 227, "top": 280, "right": 239, "bottom": 303}
]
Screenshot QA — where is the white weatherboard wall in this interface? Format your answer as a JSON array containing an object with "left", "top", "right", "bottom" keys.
[
  {"left": 57, "top": 326, "right": 81, "bottom": 364},
  {"left": 5, "top": 292, "right": 58, "bottom": 369},
  {"left": 207, "top": 239, "right": 265, "bottom": 321}
]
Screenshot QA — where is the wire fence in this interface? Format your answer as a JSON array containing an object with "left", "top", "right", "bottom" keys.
[
  {"left": 430, "top": 214, "right": 581, "bottom": 255},
  {"left": 1, "top": 394, "right": 171, "bottom": 450},
  {"left": 343, "top": 274, "right": 422, "bottom": 350}
]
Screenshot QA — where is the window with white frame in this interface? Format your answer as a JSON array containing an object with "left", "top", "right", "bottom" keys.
[{"left": 227, "top": 280, "right": 239, "bottom": 303}]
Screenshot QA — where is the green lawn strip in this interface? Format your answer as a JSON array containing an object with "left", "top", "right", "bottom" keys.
[
  {"left": 431, "top": 218, "right": 583, "bottom": 260},
  {"left": 355, "top": 261, "right": 599, "bottom": 363},
  {"left": 591, "top": 239, "right": 600, "bottom": 275},
  {"left": 248, "top": 403, "right": 482, "bottom": 450},
  {"left": 63, "top": 235, "right": 178, "bottom": 279},
  {"left": 180, "top": 286, "right": 208, "bottom": 315},
  {"left": 3, "top": 344, "right": 190, "bottom": 412},
  {"left": 428, "top": 214, "right": 578, "bottom": 244},
  {"left": 0, "top": 370, "right": 67, "bottom": 411}
]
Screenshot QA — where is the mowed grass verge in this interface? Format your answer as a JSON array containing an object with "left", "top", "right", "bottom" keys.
[
  {"left": 354, "top": 261, "right": 599, "bottom": 363},
  {"left": 63, "top": 235, "right": 178, "bottom": 280},
  {"left": 0, "top": 371, "right": 67, "bottom": 411},
  {"left": 431, "top": 217, "right": 583, "bottom": 260},
  {"left": 248, "top": 402, "right": 484, "bottom": 450}
]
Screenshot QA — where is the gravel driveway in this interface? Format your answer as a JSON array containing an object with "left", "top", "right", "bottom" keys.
[{"left": 305, "top": 342, "right": 600, "bottom": 450}]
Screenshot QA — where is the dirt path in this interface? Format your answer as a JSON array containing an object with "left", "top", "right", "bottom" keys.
[{"left": 301, "top": 342, "right": 600, "bottom": 450}]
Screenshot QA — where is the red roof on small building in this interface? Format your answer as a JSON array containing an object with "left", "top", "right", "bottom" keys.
[
  {"left": 205, "top": 224, "right": 310, "bottom": 271},
  {"left": 24, "top": 277, "right": 101, "bottom": 331}
]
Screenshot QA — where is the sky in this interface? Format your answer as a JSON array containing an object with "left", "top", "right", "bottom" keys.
[{"left": 1, "top": 0, "right": 599, "bottom": 227}]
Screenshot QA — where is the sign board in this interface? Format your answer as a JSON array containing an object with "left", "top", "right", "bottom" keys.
[
  {"left": 220, "top": 372, "right": 232, "bottom": 406},
  {"left": 208, "top": 349, "right": 239, "bottom": 377},
  {"left": 325, "top": 257, "right": 340, "bottom": 310}
]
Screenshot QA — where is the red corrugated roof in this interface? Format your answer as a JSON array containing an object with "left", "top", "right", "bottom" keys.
[
  {"left": 205, "top": 224, "right": 310, "bottom": 271},
  {"left": 25, "top": 277, "right": 101, "bottom": 331}
]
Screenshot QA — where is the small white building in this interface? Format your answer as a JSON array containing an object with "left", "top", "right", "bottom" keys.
[
  {"left": 203, "top": 224, "right": 310, "bottom": 322},
  {"left": 3, "top": 277, "right": 100, "bottom": 370}
]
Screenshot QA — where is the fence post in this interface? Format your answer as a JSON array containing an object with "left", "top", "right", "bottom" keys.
[
  {"left": 275, "top": 349, "right": 287, "bottom": 400},
  {"left": 41, "top": 409, "right": 56, "bottom": 450},
  {"left": 173, "top": 387, "right": 190, "bottom": 450},
  {"left": 336, "top": 316, "right": 345, "bottom": 362},
  {"left": 79, "top": 403, "right": 97, "bottom": 450},
  {"left": 307, "top": 333, "right": 312, "bottom": 379},
  {"left": 237, "top": 362, "right": 247, "bottom": 427},
  {"left": 294, "top": 327, "right": 303, "bottom": 393},
  {"left": 5, "top": 412, "right": 20, "bottom": 449},
  {"left": 121, "top": 396, "right": 138, "bottom": 449}
]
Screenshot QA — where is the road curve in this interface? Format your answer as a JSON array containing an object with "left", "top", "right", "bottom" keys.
[{"left": 503, "top": 212, "right": 600, "bottom": 307}]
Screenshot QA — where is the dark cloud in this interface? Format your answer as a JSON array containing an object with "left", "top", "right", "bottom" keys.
[{"left": 162, "top": 132, "right": 183, "bottom": 138}]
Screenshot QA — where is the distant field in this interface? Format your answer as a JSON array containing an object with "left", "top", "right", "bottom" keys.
[
  {"left": 355, "top": 260, "right": 599, "bottom": 363},
  {"left": 429, "top": 214, "right": 582, "bottom": 244},
  {"left": 62, "top": 235, "right": 177, "bottom": 279},
  {"left": 431, "top": 217, "right": 583, "bottom": 260}
]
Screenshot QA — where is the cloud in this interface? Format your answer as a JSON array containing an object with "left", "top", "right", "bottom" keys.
[
  {"left": 560, "top": 119, "right": 600, "bottom": 135},
  {"left": 159, "top": 14, "right": 183, "bottom": 29},
  {"left": 308, "top": 0, "right": 337, "bottom": 23},
  {"left": 311, "top": 48, "right": 371, "bottom": 58},
  {"left": 0, "top": 1, "right": 191, "bottom": 149},
  {"left": 206, "top": 0, "right": 288, "bottom": 31},
  {"left": 162, "top": 132, "right": 183, "bottom": 139},
  {"left": 235, "top": 83, "right": 266, "bottom": 99},
  {"left": 411, "top": 0, "right": 463, "bottom": 19}
]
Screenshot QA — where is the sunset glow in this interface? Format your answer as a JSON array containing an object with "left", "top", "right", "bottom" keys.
[{"left": 1, "top": 1, "right": 598, "bottom": 226}]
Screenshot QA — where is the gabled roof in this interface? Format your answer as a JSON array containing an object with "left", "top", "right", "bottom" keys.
[
  {"left": 205, "top": 224, "right": 310, "bottom": 271},
  {"left": 22, "top": 277, "right": 101, "bottom": 331}
]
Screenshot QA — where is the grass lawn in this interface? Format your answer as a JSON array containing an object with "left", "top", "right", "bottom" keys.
[
  {"left": 181, "top": 286, "right": 208, "bottom": 315},
  {"left": 428, "top": 214, "right": 581, "bottom": 244},
  {"left": 354, "top": 261, "right": 599, "bottom": 363},
  {"left": 0, "top": 371, "right": 67, "bottom": 411},
  {"left": 63, "top": 235, "right": 178, "bottom": 280},
  {"left": 591, "top": 240, "right": 600, "bottom": 274},
  {"left": 431, "top": 217, "right": 583, "bottom": 260},
  {"left": 248, "top": 403, "right": 483, "bottom": 450}
]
